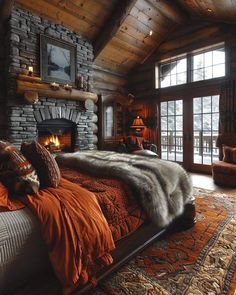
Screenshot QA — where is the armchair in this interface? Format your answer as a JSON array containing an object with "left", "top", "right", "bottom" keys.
[
  {"left": 117, "top": 136, "right": 158, "bottom": 155},
  {"left": 212, "top": 135, "right": 236, "bottom": 186}
]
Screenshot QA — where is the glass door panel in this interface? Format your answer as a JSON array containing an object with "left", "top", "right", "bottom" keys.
[
  {"left": 160, "top": 100, "right": 183, "bottom": 162},
  {"left": 193, "top": 95, "right": 219, "bottom": 165}
]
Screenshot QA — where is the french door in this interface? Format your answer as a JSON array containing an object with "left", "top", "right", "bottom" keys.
[
  {"left": 160, "top": 95, "right": 219, "bottom": 172},
  {"left": 160, "top": 100, "right": 183, "bottom": 162}
]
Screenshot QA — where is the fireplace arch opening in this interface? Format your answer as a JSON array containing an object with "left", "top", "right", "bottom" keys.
[{"left": 37, "top": 119, "right": 77, "bottom": 153}]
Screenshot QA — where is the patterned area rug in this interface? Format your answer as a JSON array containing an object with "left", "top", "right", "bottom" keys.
[{"left": 93, "top": 188, "right": 236, "bottom": 295}]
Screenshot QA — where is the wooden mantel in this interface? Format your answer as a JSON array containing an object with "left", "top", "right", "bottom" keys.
[{"left": 16, "top": 74, "right": 98, "bottom": 104}]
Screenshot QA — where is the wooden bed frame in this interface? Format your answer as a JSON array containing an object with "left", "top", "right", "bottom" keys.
[{"left": 75, "top": 201, "right": 196, "bottom": 295}]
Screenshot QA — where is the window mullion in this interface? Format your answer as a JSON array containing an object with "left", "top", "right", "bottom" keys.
[{"left": 187, "top": 53, "right": 192, "bottom": 83}]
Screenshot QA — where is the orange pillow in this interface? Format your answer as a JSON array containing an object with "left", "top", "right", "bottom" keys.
[
  {"left": 223, "top": 145, "right": 236, "bottom": 163},
  {"left": 21, "top": 141, "right": 61, "bottom": 188},
  {"left": 0, "top": 140, "right": 40, "bottom": 195}
]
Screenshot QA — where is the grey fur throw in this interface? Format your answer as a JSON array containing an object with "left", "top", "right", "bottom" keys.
[{"left": 56, "top": 151, "right": 194, "bottom": 228}]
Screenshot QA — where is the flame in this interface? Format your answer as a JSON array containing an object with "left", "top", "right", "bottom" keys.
[{"left": 44, "top": 135, "right": 60, "bottom": 147}]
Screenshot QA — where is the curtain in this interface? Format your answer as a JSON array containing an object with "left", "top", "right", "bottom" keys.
[
  {"left": 219, "top": 80, "right": 236, "bottom": 134},
  {"left": 142, "top": 102, "right": 158, "bottom": 145}
]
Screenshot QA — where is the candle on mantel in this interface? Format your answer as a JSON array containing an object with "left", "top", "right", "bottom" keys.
[
  {"left": 50, "top": 82, "right": 59, "bottom": 90},
  {"left": 64, "top": 83, "right": 72, "bottom": 91},
  {"left": 28, "top": 66, "right": 33, "bottom": 76}
]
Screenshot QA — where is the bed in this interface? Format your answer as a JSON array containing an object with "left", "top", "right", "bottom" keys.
[{"left": 0, "top": 150, "right": 196, "bottom": 295}]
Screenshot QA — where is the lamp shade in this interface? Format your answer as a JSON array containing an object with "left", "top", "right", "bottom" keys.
[{"left": 130, "top": 116, "right": 146, "bottom": 131}]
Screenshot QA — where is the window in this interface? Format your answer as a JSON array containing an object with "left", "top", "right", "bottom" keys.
[
  {"left": 156, "top": 44, "right": 225, "bottom": 88},
  {"left": 192, "top": 48, "right": 225, "bottom": 81},
  {"left": 159, "top": 57, "right": 187, "bottom": 88}
]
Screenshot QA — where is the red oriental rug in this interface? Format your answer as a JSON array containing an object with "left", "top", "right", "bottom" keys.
[{"left": 93, "top": 188, "right": 236, "bottom": 295}]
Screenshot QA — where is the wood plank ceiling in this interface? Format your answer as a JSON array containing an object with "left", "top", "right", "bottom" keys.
[
  {"left": 12, "top": 0, "right": 236, "bottom": 75},
  {"left": 175, "top": 0, "right": 236, "bottom": 24}
]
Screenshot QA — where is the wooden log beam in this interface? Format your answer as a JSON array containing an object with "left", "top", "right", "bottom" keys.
[
  {"left": 93, "top": 0, "right": 138, "bottom": 59},
  {"left": 17, "top": 77, "right": 98, "bottom": 103},
  {"left": 0, "top": 0, "right": 14, "bottom": 23}
]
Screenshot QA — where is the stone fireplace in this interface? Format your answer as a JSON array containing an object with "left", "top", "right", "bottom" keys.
[{"left": 2, "top": 6, "right": 98, "bottom": 150}]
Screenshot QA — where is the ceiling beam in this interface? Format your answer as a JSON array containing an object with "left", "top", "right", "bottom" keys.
[
  {"left": 0, "top": 0, "right": 14, "bottom": 23},
  {"left": 93, "top": 0, "right": 138, "bottom": 60}
]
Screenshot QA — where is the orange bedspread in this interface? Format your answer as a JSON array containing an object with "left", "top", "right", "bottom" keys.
[
  {"left": 21, "top": 178, "right": 115, "bottom": 294},
  {"left": 0, "top": 167, "right": 145, "bottom": 294},
  {"left": 60, "top": 166, "right": 146, "bottom": 241}
]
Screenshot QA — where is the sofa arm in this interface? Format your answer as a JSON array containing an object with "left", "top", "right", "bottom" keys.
[{"left": 143, "top": 142, "right": 157, "bottom": 153}]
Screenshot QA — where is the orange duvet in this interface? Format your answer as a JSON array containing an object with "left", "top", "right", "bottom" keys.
[{"left": 21, "top": 178, "right": 115, "bottom": 295}]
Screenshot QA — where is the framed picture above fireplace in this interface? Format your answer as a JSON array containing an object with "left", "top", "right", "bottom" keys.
[{"left": 40, "top": 35, "right": 76, "bottom": 86}]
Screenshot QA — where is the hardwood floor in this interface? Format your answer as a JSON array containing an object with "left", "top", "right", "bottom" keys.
[{"left": 189, "top": 172, "right": 236, "bottom": 195}]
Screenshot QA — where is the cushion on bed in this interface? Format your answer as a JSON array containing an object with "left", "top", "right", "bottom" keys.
[
  {"left": 0, "top": 140, "right": 40, "bottom": 195},
  {"left": 21, "top": 141, "right": 61, "bottom": 188}
]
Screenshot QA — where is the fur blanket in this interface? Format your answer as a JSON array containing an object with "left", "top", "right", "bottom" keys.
[{"left": 56, "top": 151, "right": 194, "bottom": 228}]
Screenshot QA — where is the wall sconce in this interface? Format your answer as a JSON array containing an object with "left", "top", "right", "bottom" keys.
[
  {"left": 28, "top": 66, "right": 33, "bottom": 76},
  {"left": 130, "top": 116, "right": 146, "bottom": 135}
]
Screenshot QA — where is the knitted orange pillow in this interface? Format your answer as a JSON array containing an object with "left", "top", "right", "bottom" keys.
[
  {"left": 21, "top": 141, "right": 61, "bottom": 188},
  {"left": 0, "top": 140, "right": 40, "bottom": 195}
]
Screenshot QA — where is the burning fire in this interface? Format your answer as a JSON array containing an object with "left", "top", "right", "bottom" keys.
[{"left": 44, "top": 135, "right": 60, "bottom": 147}]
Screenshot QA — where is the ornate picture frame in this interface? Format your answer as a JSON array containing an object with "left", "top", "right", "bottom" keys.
[{"left": 40, "top": 35, "right": 76, "bottom": 86}]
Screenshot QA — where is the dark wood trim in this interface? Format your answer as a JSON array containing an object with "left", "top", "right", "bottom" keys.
[
  {"left": 0, "top": 0, "right": 14, "bottom": 23},
  {"left": 93, "top": 0, "right": 138, "bottom": 59}
]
